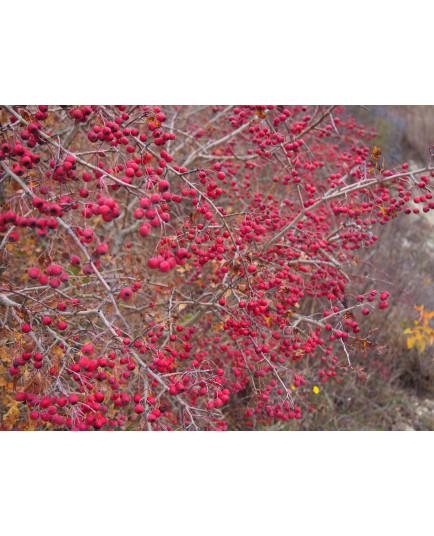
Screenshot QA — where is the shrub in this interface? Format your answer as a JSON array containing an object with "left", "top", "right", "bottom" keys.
[{"left": 0, "top": 105, "right": 432, "bottom": 430}]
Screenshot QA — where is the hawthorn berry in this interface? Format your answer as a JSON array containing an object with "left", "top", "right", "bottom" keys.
[{"left": 120, "top": 287, "right": 133, "bottom": 300}]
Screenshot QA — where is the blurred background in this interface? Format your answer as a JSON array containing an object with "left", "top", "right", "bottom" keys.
[{"left": 293, "top": 106, "right": 434, "bottom": 430}]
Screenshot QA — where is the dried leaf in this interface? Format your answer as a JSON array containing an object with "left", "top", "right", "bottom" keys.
[{"left": 371, "top": 145, "right": 381, "bottom": 161}]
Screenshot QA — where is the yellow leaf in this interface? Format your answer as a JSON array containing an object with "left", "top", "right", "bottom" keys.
[
  {"left": 405, "top": 306, "right": 434, "bottom": 353},
  {"left": 417, "top": 339, "right": 426, "bottom": 353},
  {"left": 407, "top": 337, "right": 415, "bottom": 349},
  {"left": 5, "top": 404, "right": 20, "bottom": 420}
]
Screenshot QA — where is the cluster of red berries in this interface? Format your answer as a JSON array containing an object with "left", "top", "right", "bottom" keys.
[
  {"left": 147, "top": 247, "right": 189, "bottom": 273},
  {"left": 28, "top": 264, "right": 69, "bottom": 288}
]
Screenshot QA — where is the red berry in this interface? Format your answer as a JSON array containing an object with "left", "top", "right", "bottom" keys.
[
  {"left": 158, "top": 180, "right": 170, "bottom": 192},
  {"left": 28, "top": 267, "right": 40, "bottom": 279},
  {"left": 148, "top": 256, "right": 162, "bottom": 269},
  {"left": 120, "top": 287, "right": 133, "bottom": 300},
  {"left": 159, "top": 261, "right": 170, "bottom": 272},
  {"left": 139, "top": 223, "right": 151, "bottom": 237},
  {"left": 58, "top": 396, "right": 68, "bottom": 407},
  {"left": 135, "top": 404, "right": 144, "bottom": 414}
]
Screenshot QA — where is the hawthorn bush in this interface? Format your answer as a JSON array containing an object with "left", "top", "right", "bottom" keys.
[{"left": 0, "top": 105, "right": 433, "bottom": 431}]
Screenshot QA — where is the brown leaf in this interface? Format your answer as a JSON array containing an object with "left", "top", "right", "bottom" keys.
[
  {"left": 371, "top": 145, "right": 381, "bottom": 161},
  {"left": 3, "top": 404, "right": 20, "bottom": 429}
]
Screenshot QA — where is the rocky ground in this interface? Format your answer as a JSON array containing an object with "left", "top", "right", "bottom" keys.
[{"left": 392, "top": 394, "right": 434, "bottom": 431}]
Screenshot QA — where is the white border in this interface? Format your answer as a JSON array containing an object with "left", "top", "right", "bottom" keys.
[{"left": 0, "top": 432, "right": 432, "bottom": 535}]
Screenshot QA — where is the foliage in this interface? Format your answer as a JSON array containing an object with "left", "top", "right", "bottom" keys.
[
  {"left": 0, "top": 105, "right": 433, "bottom": 431},
  {"left": 404, "top": 305, "right": 434, "bottom": 353}
]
